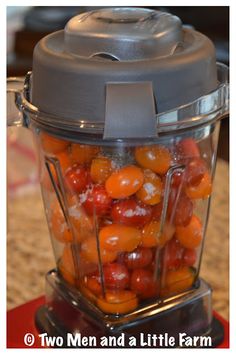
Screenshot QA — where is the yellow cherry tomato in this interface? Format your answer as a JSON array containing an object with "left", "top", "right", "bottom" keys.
[
  {"left": 141, "top": 220, "right": 175, "bottom": 248},
  {"left": 185, "top": 172, "right": 212, "bottom": 199},
  {"left": 97, "top": 290, "right": 138, "bottom": 314},
  {"left": 136, "top": 169, "right": 163, "bottom": 205},
  {"left": 135, "top": 145, "right": 171, "bottom": 175},
  {"left": 80, "top": 237, "right": 118, "bottom": 264},
  {"left": 99, "top": 224, "right": 141, "bottom": 252},
  {"left": 70, "top": 144, "right": 100, "bottom": 165},
  {"left": 105, "top": 165, "right": 144, "bottom": 199},
  {"left": 161, "top": 267, "right": 195, "bottom": 296},
  {"left": 41, "top": 132, "right": 69, "bottom": 154},
  {"left": 90, "top": 156, "right": 114, "bottom": 184}
]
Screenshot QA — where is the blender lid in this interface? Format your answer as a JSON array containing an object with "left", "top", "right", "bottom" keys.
[
  {"left": 64, "top": 8, "right": 183, "bottom": 61},
  {"left": 31, "top": 7, "right": 218, "bottom": 138}
]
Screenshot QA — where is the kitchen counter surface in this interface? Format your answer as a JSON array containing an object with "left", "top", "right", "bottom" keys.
[{"left": 7, "top": 158, "right": 229, "bottom": 320}]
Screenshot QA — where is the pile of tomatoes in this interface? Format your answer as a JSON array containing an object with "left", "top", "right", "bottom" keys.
[{"left": 40, "top": 132, "right": 212, "bottom": 315}]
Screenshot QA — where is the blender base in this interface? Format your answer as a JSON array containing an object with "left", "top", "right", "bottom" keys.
[
  {"left": 35, "top": 269, "right": 225, "bottom": 348},
  {"left": 35, "top": 305, "right": 225, "bottom": 348}
]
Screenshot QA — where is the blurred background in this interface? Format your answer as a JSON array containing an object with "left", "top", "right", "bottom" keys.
[{"left": 7, "top": 6, "right": 229, "bottom": 319}]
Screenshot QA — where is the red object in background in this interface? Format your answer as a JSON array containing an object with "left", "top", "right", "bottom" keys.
[{"left": 7, "top": 296, "right": 229, "bottom": 349}]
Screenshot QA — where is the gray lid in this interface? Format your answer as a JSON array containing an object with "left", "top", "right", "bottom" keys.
[{"left": 31, "top": 7, "right": 218, "bottom": 138}]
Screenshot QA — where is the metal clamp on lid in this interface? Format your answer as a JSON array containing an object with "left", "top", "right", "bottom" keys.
[{"left": 104, "top": 82, "right": 157, "bottom": 139}]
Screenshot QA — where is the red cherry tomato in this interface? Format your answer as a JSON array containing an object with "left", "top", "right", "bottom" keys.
[
  {"left": 111, "top": 199, "right": 152, "bottom": 227},
  {"left": 124, "top": 247, "right": 153, "bottom": 269},
  {"left": 163, "top": 238, "right": 184, "bottom": 270},
  {"left": 152, "top": 201, "right": 163, "bottom": 221},
  {"left": 185, "top": 158, "right": 207, "bottom": 186},
  {"left": 182, "top": 248, "right": 197, "bottom": 267},
  {"left": 176, "top": 138, "right": 200, "bottom": 160},
  {"left": 167, "top": 190, "right": 193, "bottom": 227},
  {"left": 65, "top": 164, "right": 90, "bottom": 193},
  {"left": 103, "top": 263, "right": 130, "bottom": 289},
  {"left": 81, "top": 185, "right": 112, "bottom": 216},
  {"left": 130, "top": 269, "right": 158, "bottom": 299}
]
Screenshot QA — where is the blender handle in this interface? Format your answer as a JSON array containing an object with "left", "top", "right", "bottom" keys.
[{"left": 7, "top": 73, "right": 31, "bottom": 128}]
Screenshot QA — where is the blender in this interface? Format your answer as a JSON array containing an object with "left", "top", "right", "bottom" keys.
[{"left": 7, "top": 7, "right": 229, "bottom": 348}]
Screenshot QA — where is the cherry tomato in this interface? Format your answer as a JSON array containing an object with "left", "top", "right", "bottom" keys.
[
  {"left": 163, "top": 238, "right": 184, "bottom": 269},
  {"left": 168, "top": 192, "right": 193, "bottom": 227},
  {"left": 182, "top": 248, "right": 197, "bottom": 267},
  {"left": 42, "top": 151, "right": 72, "bottom": 190},
  {"left": 175, "top": 215, "right": 202, "bottom": 249},
  {"left": 135, "top": 145, "right": 171, "bottom": 175},
  {"left": 83, "top": 275, "right": 102, "bottom": 295},
  {"left": 185, "top": 172, "right": 212, "bottom": 199},
  {"left": 41, "top": 132, "right": 69, "bottom": 154},
  {"left": 111, "top": 199, "right": 152, "bottom": 227},
  {"left": 105, "top": 165, "right": 144, "bottom": 199},
  {"left": 80, "top": 237, "right": 117, "bottom": 264},
  {"left": 185, "top": 157, "right": 207, "bottom": 186},
  {"left": 136, "top": 169, "right": 163, "bottom": 205},
  {"left": 58, "top": 246, "right": 77, "bottom": 286},
  {"left": 56, "top": 151, "right": 72, "bottom": 174},
  {"left": 65, "top": 164, "right": 90, "bottom": 193},
  {"left": 90, "top": 156, "right": 114, "bottom": 184},
  {"left": 70, "top": 144, "right": 100, "bottom": 165},
  {"left": 162, "top": 266, "right": 195, "bottom": 296},
  {"left": 152, "top": 201, "right": 163, "bottom": 221},
  {"left": 99, "top": 224, "right": 141, "bottom": 253},
  {"left": 50, "top": 201, "right": 73, "bottom": 243},
  {"left": 103, "top": 263, "right": 130, "bottom": 289},
  {"left": 67, "top": 197, "right": 95, "bottom": 242},
  {"left": 97, "top": 290, "right": 138, "bottom": 314},
  {"left": 176, "top": 138, "right": 200, "bottom": 160},
  {"left": 124, "top": 247, "right": 153, "bottom": 269},
  {"left": 81, "top": 185, "right": 112, "bottom": 216},
  {"left": 130, "top": 269, "right": 158, "bottom": 299},
  {"left": 141, "top": 220, "right": 175, "bottom": 248}
]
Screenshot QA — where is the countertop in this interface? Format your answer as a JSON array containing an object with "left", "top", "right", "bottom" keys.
[{"left": 7, "top": 158, "right": 229, "bottom": 320}]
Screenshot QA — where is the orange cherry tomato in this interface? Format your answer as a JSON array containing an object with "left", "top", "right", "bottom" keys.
[
  {"left": 90, "top": 156, "right": 114, "bottom": 184},
  {"left": 175, "top": 215, "right": 203, "bottom": 249},
  {"left": 135, "top": 145, "right": 171, "bottom": 175},
  {"left": 70, "top": 144, "right": 100, "bottom": 165},
  {"left": 41, "top": 132, "right": 69, "bottom": 154},
  {"left": 105, "top": 165, "right": 144, "bottom": 199},
  {"left": 185, "top": 172, "right": 212, "bottom": 199},
  {"left": 42, "top": 151, "right": 72, "bottom": 190},
  {"left": 99, "top": 224, "right": 141, "bottom": 252},
  {"left": 50, "top": 201, "right": 73, "bottom": 243},
  {"left": 141, "top": 220, "right": 175, "bottom": 248},
  {"left": 68, "top": 200, "right": 95, "bottom": 242},
  {"left": 56, "top": 150, "right": 72, "bottom": 174},
  {"left": 80, "top": 237, "right": 117, "bottom": 264},
  {"left": 97, "top": 290, "right": 138, "bottom": 314},
  {"left": 136, "top": 169, "right": 163, "bottom": 205},
  {"left": 84, "top": 275, "right": 103, "bottom": 296},
  {"left": 162, "top": 266, "right": 195, "bottom": 296},
  {"left": 58, "top": 246, "right": 78, "bottom": 286}
]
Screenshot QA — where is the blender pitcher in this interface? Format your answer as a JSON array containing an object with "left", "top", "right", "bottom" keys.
[{"left": 7, "top": 7, "right": 229, "bottom": 347}]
